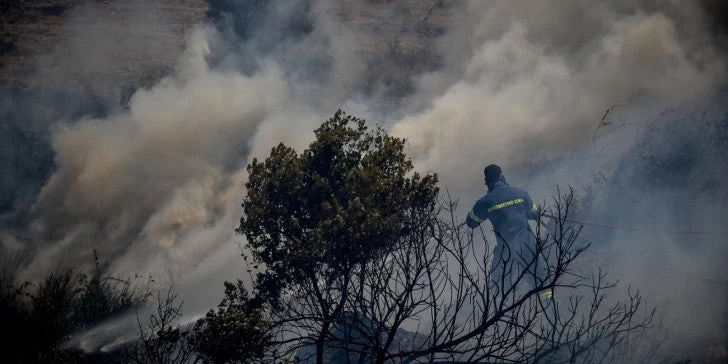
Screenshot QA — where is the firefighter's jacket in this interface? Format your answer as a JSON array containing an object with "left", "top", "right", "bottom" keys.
[{"left": 466, "top": 180, "right": 538, "bottom": 249}]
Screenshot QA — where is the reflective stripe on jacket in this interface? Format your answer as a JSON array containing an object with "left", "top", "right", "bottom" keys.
[{"left": 466, "top": 181, "right": 537, "bottom": 247}]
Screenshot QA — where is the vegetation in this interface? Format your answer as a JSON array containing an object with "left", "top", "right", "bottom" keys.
[
  {"left": 14, "top": 110, "right": 723, "bottom": 363},
  {"left": 191, "top": 280, "right": 272, "bottom": 363},
  {"left": 0, "top": 249, "right": 152, "bottom": 363},
  {"left": 127, "top": 288, "right": 195, "bottom": 364},
  {"left": 229, "top": 111, "right": 654, "bottom": 363}
]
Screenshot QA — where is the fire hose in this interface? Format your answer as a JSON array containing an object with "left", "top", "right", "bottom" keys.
[{"left": 540, "top": 213, "right": 728, "bottom": 237}]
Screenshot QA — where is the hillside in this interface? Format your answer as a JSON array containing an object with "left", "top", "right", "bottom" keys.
[
  {"left": 0, "top": 0, "right": 452, "bottom": 106},
  {"left": 0, "top": 0, "right": 454, "bottom": 241},
  {"left": 0, "top": 0, "right": 209, "bottom": 94}
]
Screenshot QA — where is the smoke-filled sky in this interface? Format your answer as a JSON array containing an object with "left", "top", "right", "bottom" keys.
[
  {"left": 1, "top": 0, "right": 727, "bottom": 357},
  {"left": 395, "top": 1, "right": 725, "bottom": 188}
]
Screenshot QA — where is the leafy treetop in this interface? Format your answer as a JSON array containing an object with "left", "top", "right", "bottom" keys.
[{"left": 239, "top": 110, "right": 438, "bottom": 305}]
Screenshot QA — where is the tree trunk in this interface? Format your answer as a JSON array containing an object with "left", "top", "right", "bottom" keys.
[{"left": 315, "top": 322, "right": 330, "bottom": 364}]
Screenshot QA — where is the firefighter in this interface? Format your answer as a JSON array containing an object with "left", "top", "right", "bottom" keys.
[{"left": 466, "top": 164, "right": 549, "bottom": 296}]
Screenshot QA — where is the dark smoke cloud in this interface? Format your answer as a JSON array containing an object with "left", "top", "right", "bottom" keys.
[{"left": 207, "top": 0, "right": 313, "bottom": 45}]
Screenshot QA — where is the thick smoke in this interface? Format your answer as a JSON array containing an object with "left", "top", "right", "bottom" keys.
[
  {"left": 8, "top": 0, "right": 379, "bottom": 312},
  {"left": 29, "top": 36, "right": 284, "bottom": 270},
  {"left": 391, "top": 1, "right": 725, "bottom": 197},
  {"left": 387, "top": 1, "right": 728, "bottom": 359},
  {"left": 2, "top": 0, "right": 727, "bottom": 358}
]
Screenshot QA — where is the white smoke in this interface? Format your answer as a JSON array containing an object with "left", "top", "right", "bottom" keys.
[
  {"left": 25, "top": 26, "right": 291, "bottom": 279},
  {"left": 4, "top": 0, "right": 727, "bottom": 358},
  {"left": 391, "top": 1, "right": 725, "bottom": 198},
  {"left": 16, "top": 0, "right": 373, "bottom": 312}
]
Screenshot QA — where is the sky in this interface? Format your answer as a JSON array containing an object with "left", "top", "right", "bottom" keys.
[{"left": 1, "top": 0, "right": 726, "bottom": 358}]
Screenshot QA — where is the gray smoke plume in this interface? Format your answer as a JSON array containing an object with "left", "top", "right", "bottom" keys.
[
  {"left": 387, "top": 1, "right": 727, "bottom": 359},
  {"left": 391, "top": 1, "right": 725, "bottom": 197},
  {"left": 2, "top": 0, "right": 727, "bottom": 359},
  {"left": 10, "top": 0, "right": 380, "bottom": 312},
  {"left": 24, "top": 27, "right": 292, "bottom": 277}
]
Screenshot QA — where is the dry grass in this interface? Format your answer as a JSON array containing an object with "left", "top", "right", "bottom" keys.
[
  {"left": 0, "top": 0, "right": 453, "bottom": 105},
  {"left": 0, "top": 0, "right": 208, "bottom": 90}
]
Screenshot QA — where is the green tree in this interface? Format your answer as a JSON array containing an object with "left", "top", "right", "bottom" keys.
[
  {"left": 191, "top": 280, "right": 271, "bottom": 363},
  {"left": 236, "top": 111, "right": 654, "bottom": 363},
  {"left": 238, "top": 110, "right": 439, "bottom": 363}
]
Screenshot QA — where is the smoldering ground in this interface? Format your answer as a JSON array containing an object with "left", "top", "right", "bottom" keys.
[{"left": 1, "top": 0, "right": 727, "bottom": 359}]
